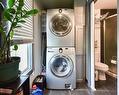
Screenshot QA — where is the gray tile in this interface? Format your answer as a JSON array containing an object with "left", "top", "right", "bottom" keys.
[
  {"left": 48, "top": 90, "right": 71, "bottom": 95},
  {"left": 71, "top": 89, "right": 90, "bottom": 95},
  {"left": 46, "top": 75, "right": 117, "bottom": 95}
]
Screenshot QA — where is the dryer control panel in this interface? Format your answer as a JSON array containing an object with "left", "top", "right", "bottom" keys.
[{"left": 59, "top": 48, "right": 63, "bottom": 53}]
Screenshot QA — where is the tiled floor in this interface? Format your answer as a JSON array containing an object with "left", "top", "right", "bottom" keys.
[
  {"left": 45, "top": 75, "right": 117, "bottom": 95},
  {"left": 95, "top": 75, "right": 117, "bottom": 95}
]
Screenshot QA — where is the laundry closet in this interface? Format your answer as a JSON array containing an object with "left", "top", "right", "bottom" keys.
[
  {"left": 33, "top": 0, "right": 118, "bottom": 93},
  {"left": 38, "top": 0, "right": 86, "bottom": 90}
]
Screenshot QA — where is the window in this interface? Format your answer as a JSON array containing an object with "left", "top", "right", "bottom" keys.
[
  {"left": 10, "top": 0, "right": 34, "bottom": 75},
  {"left": 11, "top": 43, "right": 32, "bottom": 75},
  {"left": 13, "top": 0, "right": 33, "bottom": 43}
]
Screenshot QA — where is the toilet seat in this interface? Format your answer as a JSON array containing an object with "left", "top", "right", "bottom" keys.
[{"left": 95, "top": 62, "right": 109, "bottom": 71}]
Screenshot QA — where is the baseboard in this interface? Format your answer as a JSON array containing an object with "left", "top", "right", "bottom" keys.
[{"left": 106, "top": 71, "right": 117, "bottom": 78}]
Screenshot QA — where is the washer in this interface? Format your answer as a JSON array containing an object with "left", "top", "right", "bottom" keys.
[
  {"left": 46, "top": 47, "right": 76, "bottom": 89},
  {"left": 47, "top": 9, "right": 75, "bottom": 47}
]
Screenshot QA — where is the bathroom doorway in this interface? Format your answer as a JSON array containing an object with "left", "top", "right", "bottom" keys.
[{"left": 94, "top": 0, "right": 117, "bottom": 94}]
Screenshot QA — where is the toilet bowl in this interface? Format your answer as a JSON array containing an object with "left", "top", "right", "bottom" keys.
[{"left": 95, "top": 62, "right": 109, "bottom": 81}]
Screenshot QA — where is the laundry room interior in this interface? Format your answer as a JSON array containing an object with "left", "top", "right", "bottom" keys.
[
  {"left": 0, "top": 0, "right": 118, "bottom": 95},
  {"left": 38, "top": 0, "right": 86, "bottom": 90},
  {"left": 32, "top": 0, "right": 118, "bottom": 94}
]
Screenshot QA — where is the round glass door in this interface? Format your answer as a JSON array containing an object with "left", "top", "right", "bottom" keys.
[
  {"left": 49, "top": 14, "right": 72, "bottom": 37},
  {"left": 49, "top": 54, "right": 73, "bottom": 77}
]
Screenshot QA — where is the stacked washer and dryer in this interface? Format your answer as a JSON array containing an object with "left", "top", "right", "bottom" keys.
[{"left": 46, "top": 9, "right": 76, "bottom": 89}]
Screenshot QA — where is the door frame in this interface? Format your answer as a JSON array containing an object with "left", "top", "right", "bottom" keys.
[{"left": 85, "top": 0, "right": 95, "bottom": 90}]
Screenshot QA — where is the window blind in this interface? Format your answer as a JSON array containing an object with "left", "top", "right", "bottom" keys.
[{"left": 13, "top": 0, "right": 33, "bottom": 44}]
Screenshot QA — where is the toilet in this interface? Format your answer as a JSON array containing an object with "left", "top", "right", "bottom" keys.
[{"left": 95, "top": 62, "right": 109, "bottom": 81}]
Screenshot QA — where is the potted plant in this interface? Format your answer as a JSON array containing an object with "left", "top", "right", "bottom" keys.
[{"left": 0, "top": 0, "right": 38, "bottom": 84}]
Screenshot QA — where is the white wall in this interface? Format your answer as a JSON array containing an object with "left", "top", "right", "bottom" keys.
[
  {"left": 74, "top": 0, "right": 86, "bottom": 81},
  {"left": 30, "top": 1, "right": 42, "bottom": 87},
  {"left": 94, "top": 9, "right": 101, "bottom": 62}
]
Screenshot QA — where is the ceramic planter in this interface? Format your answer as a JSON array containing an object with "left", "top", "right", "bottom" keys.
[{"left": 0, "top": 57, "right": 20, "bottom": 85}]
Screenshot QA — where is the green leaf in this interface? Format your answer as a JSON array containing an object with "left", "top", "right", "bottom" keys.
[
  {"left": 0, "top": 2, "right": 4, "bottom": 12},
  {"left": 13, "top": 44, "right": 18, "bottom": 51},
  {"left": 3, "top": 10, "right": 13, "bottom": 22},
  {"left": 17, "top": 6, "right": 22, "bottom": 11},
  {"left": 18, "top": 20, "right": 26, "bottom": 23},
  {"left": 15, "top": 17, "right": 19, "bottom": 22},
  {"left": 7, "top": 8, "right": 16, "bottom": 14},
  {"left": 22, "top": 15, "right": 29, "bottom": 18},
  {"left": 7, "top": 0, "right": 15, "bottom": 8},
  {"left": 19, "top": 0, "right": 24, "bottom": 7},
  {"left": 26, "top": 9, "right": 39, "bottom": 16},
  {"left": 12, "top": 22, "right": 17, "bottom": 27},
  {"left": 15, "top": 25, "right": 21, "bottom": 28},
  {"left": 10, "top": 31, "right": 14, "bottom": 39},
  {"left": 16, "top": 10, "right": 21, "bottom": 14}
]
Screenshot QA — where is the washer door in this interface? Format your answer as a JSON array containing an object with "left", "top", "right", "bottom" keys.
[
  {"left": 49, "top": 14, "right": 72, "bottom": 37},
  {"left": 49, "top": 54, "right": 73, "bottom": 77}
]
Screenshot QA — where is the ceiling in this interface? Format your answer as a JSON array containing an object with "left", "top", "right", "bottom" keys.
[
  {"left": 38, "top": 0, "right": 74, "bottom": 9},
  {"left": 36, "top": 0, "right": 117, "bottom": 9},
  {"left": 95, "top": 0, "right": 117, "bottom": 9}
]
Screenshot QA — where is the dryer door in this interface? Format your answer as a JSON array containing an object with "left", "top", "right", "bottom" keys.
[
  {"left": 49, "top": 54, "right": 73, "bottom": 78},
  {"left": 49, "top": 14, "right": 72, "bottom": 37}
]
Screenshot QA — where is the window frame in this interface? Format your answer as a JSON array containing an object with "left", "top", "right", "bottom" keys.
[
  {"left": 20, "top": 43, "right": 33, "bottom": 75},
  {"left": 11, "top": 43, "right": 33, "bottom": 76}
]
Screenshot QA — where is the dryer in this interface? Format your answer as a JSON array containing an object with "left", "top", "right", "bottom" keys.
[
  {"left": 46, "top": 47, "right": 76, "bottom": 89},
  {"left": 47, "top": 9, "right": 75, "bottom": 47}
]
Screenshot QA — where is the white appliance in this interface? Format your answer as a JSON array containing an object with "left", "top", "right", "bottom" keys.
[
  {"left": 47, "top": 9, "right": 75, "bottom": 47},
  {"left": 46, "top": 47, "right": 76, "bottom": 89}
]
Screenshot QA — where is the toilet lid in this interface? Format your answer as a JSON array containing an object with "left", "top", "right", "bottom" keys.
[{"left": 95, "top": 62, "right": 109, "bottom": 70}]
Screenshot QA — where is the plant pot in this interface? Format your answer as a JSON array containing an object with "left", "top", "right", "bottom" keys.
[{"left": 0, "top": 57, "right": 20, "bottom": 85}]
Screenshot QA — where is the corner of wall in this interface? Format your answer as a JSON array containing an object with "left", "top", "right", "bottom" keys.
[{"left": 30, "top": 1, "right": 42, "bottom": 88}]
